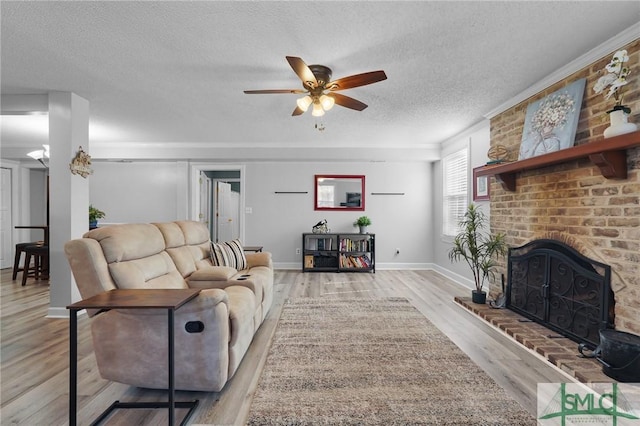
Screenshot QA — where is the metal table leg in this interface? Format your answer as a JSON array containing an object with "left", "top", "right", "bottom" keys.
[{"left": 70, "top": 309, "right": 78, "bottom": 426}]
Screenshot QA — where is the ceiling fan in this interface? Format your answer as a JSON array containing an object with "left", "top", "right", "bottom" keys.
[{"left": 244, "top": 56, "right": 387, "bottom": 117}]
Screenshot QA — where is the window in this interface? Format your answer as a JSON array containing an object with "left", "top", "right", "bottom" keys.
[
  {"left": 442, "top": 148, "right": 468, "bottom": 236},
  {"left": 317, "top": 184, "right": 335, "bottom": 208}
]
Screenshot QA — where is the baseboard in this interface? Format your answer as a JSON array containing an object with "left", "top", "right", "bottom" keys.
[
  {"left": 47, "top": 307, "right": 70, "bottom": 318},
  {"left": 274, "top": 262, "right": 435, "bottom": 271}
]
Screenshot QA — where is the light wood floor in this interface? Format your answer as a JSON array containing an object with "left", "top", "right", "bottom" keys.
[{"left": 1, "top": 268, "right": 573, "bottom": 425}]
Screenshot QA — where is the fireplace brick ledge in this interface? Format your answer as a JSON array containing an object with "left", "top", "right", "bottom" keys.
[{"left": 454, "top": 296, "right": 615, "bottom": 384}]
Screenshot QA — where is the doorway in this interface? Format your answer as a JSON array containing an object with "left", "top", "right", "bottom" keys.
[
  {"left": 191, "top": 164, "right": 245, "bottom": 243},
  {"left": 0, "top": 167, "right": 12, "bottom": 269},
  {"left": 208, "top": 171, "right": 241, "bottom": 242}
]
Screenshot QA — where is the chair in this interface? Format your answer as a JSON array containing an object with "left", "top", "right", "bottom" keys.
[
  {"left": 21, "top": 244, "right": 49, "bottom": 286},
  {"left": 12, "top": 241, "right": 43, "bottom": 280}
]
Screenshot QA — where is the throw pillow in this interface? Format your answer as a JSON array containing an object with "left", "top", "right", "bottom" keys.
[{"left": 210, "top": 239, "right": 247, "bottom": 270}]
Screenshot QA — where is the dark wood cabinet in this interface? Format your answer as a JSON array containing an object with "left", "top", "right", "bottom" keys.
[{"left": 302, "top": 233, "right": 375, "bottom": 273}]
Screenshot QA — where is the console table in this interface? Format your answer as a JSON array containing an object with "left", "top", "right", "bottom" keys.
[{"left": 67, "top": 289, "right": 201, "bottom": 426}]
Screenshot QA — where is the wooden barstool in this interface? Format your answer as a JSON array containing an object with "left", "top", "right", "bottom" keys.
[
  {"left": 12, "top": 241, "right": 43, "bottom": 280},
  {"left": 21, "top": 244, "right": 49, "bottom": 286}
]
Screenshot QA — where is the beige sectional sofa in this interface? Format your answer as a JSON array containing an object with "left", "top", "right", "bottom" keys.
[{"left": 64, "top": 220, "right": 273, "bottom": 392}]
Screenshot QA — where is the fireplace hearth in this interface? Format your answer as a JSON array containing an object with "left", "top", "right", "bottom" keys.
[{"left": 506, "top": 239, "right": 615, "bottom": 349}]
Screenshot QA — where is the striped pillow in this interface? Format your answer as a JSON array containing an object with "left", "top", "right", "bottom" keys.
[{"left": 210, "top": 239, "right": 247, "bottom": 270}]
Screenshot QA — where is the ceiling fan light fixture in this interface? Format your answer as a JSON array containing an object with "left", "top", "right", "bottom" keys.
[
  {"left": 312, "top": 102, "right": 325, "bottom": 117},
  {"left": 27, "top": 144, "right": 49, "bottom": 168},
  {"left": 27, "top": 149, "right": 44, "bottom": 161},
  {"left": 296, "top": 95, "right": 313, "bottom": 112},
  {"left": 319, "top": 94, "right": 335, "bottom": 111}
]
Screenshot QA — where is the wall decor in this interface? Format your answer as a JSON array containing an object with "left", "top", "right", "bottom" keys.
[
  {"left": 314, "top": 175, "right": 365, "bottom": 211},
  {"left": 69, "top": 146, "right": 93, "bottom": 178},
  {"left": 518, "top": 78, "right": 586, "bottom": 160},
  {"left": 312, "top": 219, "right": 329, "bottom": 234},
  {"left": 473, "top": 166, "right": 490, "bottom": 201}
]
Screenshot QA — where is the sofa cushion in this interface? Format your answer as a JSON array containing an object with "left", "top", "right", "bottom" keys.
[
  {"left": 109, "top": 252, "right": 187, "bottom": 290},
  {"left": 153, "top": 222, "right": 185, "bottom": 248},
  {"left": 189, "top": 266, "right": 238, "bottom": 282},
  {"left": 175, "top": 220, "right": 211, "bottom": 245},
  {"left": 85, "top": 223, "right": 166, "bottom": 263},
  {"left": 210, "top": 239, "right": 247, "bottom": 270}
]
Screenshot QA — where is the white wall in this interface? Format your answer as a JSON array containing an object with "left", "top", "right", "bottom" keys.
[
  {"left": 89, "top": 160, "right": 433, "bottom": 269},
  {"left": 245, "top": 161, "right": 433, "bottom": 269},
  {"left": 90, "top": 161, "right": 186, "bottom": 224},
  {"left": 430, "top": 120, "right": 491, "bottom": 289}
]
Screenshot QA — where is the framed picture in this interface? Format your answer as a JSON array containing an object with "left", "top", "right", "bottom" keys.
[
  {"left": 518, "top": 78, "right": 586, "bottom": 160},
  {"left": 473, "top": 167, "right": 490, "bottom": 201}
]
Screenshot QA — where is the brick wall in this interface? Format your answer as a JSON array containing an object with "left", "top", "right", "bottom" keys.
[{"left": 489, "top": 39, "right": 640, "bottom": 334}]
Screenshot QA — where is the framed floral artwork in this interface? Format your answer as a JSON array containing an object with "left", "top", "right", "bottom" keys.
[
  {"left": 518, "top": 78, "right": 586, "bottom": 160},
  {"left": 473, "top": 166, "right": 489, "bottom": 201}
]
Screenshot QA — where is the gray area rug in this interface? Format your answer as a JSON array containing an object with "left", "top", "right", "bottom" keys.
[{"left": 247, "top": 297, "right": 536, "bottom": 425}]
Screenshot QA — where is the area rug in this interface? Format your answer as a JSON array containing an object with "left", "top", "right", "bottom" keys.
[{"left": 246, "top": 298, "right": 536, "bottom": 425}]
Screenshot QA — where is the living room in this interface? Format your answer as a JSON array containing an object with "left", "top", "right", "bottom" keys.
[{"left": 2, "top": 2, "right": 640, "bottom": 425}]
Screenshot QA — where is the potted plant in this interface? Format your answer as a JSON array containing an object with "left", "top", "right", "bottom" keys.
[
  {"left": 593, "top": 49, "right": 637, "bottom": 138},
  {"left": 448, "top": 203, "right": 507, "bottom": 304},
  {"left": 89, "top": 205, "right": 106, "bottom": 229},
  {"left": 353, "top": 216, "right": 372, "bottom": 234}
]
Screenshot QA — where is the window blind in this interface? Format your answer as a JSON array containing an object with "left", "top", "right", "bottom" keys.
[{"left": 443, "top": 148, "right": 468, "bottom": 236}]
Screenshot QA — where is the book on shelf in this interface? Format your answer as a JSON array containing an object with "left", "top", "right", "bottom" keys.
[
  {"left": 340, "top": 254, "right": 372, "bottom": 269},
  {"left": 339, "top": 237, "right": 370, "bottom": 252},
  {"left": 311, "top": 237, "right": 334, "bottom": 251}
]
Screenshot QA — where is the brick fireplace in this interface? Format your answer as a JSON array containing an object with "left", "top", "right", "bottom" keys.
[
  {"left": 487, "top": 39, "right": 640, "bottom": 337},
  {"left": 506, "top": 238, "right": 615, "bottom": 348}
]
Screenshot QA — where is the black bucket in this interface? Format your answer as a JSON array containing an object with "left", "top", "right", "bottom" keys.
[{"left": 596, "top": 329, "right": 640, "bottom": 382}]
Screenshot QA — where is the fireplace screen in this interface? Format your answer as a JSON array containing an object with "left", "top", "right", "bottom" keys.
[{"left": 507, "top": 239, "right": 614, "bottom": 348}]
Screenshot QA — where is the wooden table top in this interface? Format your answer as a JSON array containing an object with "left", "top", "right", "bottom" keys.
[{"left": 67, "top": 288, "right": 201, "bottom": 310}]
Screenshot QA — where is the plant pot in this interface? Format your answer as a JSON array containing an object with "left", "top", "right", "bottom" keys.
[
  {"left": 471, "top": 290, "right": 487, "bottom": 304},
  {"left": 604, "top": 107, "right": 638, "bottom": 138},
  {"left": 89, "top": 220, "right": 98, "bottom": 229},
  {"left": 359, "top": 226, "right": 368, "bottom": 234}
]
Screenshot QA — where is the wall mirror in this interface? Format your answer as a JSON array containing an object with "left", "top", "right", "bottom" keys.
[{"left": 314, "top": 175, "right": 365, "bottom": 211}]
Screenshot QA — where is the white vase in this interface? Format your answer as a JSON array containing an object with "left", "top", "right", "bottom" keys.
[{"left": 604, "top": 108, "right": 638, "bottom": 138}]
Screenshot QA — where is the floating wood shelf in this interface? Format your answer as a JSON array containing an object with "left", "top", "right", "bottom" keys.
[{"left": 476, "top": 130, "right": 640, "bottom": 191}]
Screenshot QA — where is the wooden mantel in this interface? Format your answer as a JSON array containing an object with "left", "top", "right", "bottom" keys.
[{"left": 476, "top": 130, "right": 640, "bottom": 191}]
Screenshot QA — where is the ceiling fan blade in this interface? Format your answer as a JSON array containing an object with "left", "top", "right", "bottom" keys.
[
  {"left": 244, "top": 89, "right": 307, "bottom": 94},
  {"left": 329, "top": 93, "right": 368, "bottom": 111},
  {"left": 327, "top": 70, "right": 387, "bottom": 91},
  {"left": 292, "top": 106, "right": 305, "bottom": 116},
  {"left": 286, "top": 56, "right": 318, "bottom": 89}
]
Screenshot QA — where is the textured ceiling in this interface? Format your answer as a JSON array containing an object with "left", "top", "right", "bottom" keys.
[{"left": 1, "top": 1, "right": 639, "bottom": 160}]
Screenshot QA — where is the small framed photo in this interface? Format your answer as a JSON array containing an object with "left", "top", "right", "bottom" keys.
[{"left": 473, "top": 167, "right": 490, "bottom": 201}]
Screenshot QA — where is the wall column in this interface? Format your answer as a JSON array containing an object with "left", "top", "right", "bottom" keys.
[{"left": 47, "top": 92, "right": 89, "bottom": 317}]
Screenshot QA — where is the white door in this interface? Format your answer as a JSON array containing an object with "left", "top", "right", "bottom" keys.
[
  {"left": 215, "top": 181, "right": 234, "bottom": 242},
  {"left": 229, "top": 190, "right": 240, "bottom": 241},
  {"left": 199, "top": 171, "right": 212, "bottom": 238},
  {"left": 0, "top": 168, "right": 12, "bottom": 269}
]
